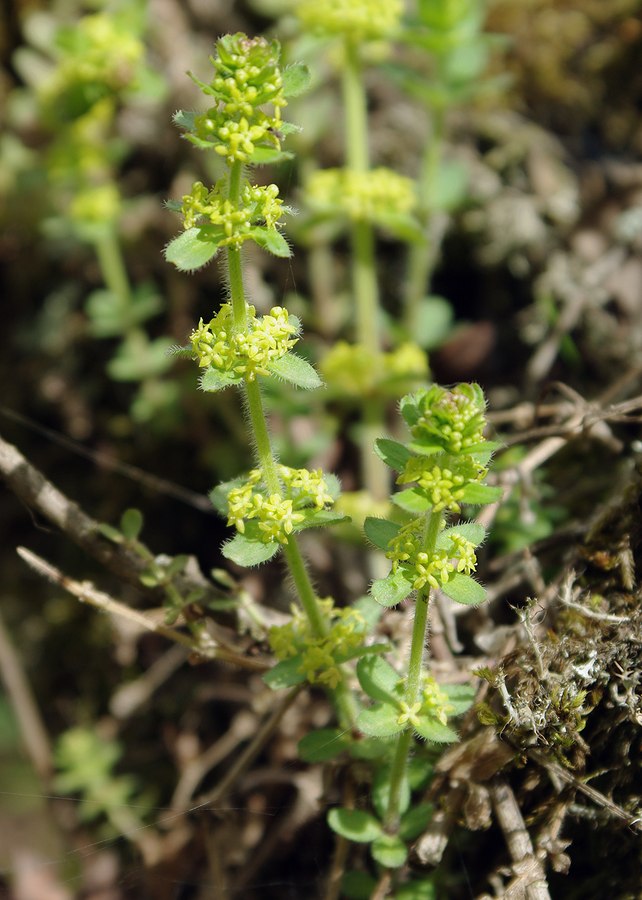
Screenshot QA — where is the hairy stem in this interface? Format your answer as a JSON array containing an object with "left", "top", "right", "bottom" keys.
[
  {"left": 385, "top": 511, "right": 442, "bottom": 830},
  {"left": 224, "top": 162, "right": 358, "bottom": 728}
]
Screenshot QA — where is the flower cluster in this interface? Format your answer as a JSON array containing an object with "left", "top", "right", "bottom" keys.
[
  {"left": 386, "top": 520, "right": 477, "bottom": 591},
  {"left": 190, "top": 304, "right": 298, "bottom": 381},
  {"left": 321, "top": 341, "right": 427, "bottom": 399},
  {"left": 296, "top": 0, "right": 403, "bottom": 43},
  {"left": 398, "top": 454, "right": 486, "bottom": 514},
  {"left": 69, "top": 182, "right": 121, "bottom": 228},
  {"left": 405, "top": 383, "right": 487, "bottom": 455},
  {"left": 226, "top": 465, "right": 334, "bottom": 544},
  {"left": 269, "top": 598, "right": 366, "bottom": 689},
  {"left": 41, "top": 12, "right": 145, "bottom": 115},
  {"left": 181, "top": 180, "right": 285, "bottom": 247},
  {"left": 186, "top": 33, "right": 286, "bottom": 164},
  {"left": 389, "top": 671, "right": 455, "bottom": 728},
  {"left": 306, "top": 167, "right": 416, "bottom": 227}
]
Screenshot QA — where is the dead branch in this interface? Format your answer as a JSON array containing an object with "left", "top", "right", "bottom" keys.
[{"left": 0, "top": 430, "right": 233, "bottom": 613}]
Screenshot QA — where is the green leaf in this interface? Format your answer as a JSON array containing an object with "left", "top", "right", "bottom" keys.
[
  {"left": 199, "top": 367, "right": 243, "bottom": 392},
  {"left": 407, "top": 755, "right": 434, "bottom": 790},
  {"left": 268, "top": 353, "right": 322, "bottom": 390},
  {"left": 248, "top": 146, "right": 294, "bottom": 165},
  {"left": 120, "top": 508, "right": 143, "bottom": 540},
  {"left": 374, "top": 438, "right": 412, "bottom": 472},
  {"left": 399, "top": 802, "right": 434, "bottom": 841},
  {"left": 442, "top": 683, "right": 476, "bottom": 716},
  {"left": 298, "top": 729, "right": 351, "bottom": 762},
  {"left": 357, "top": 656, "right": 400, "bottom": 704},
  {"left": 441, "top": 573, "right": 486, "bottom": 606},
  {"left": 323, "top": 472, "right": 342, "bottom": 501},
  {"left": 295, "top": 509, "right": 350, "bottom": 531},
  {"left": 391, "top": 487, "right": 431, "bottom": 514},
  {"left": 341, "top": 871, "right": 378, "bottom": 900},
  {"left": 209, "top": 476, "right": 245, "bottom": 514},
  {"left": 327, "top": 808, "right": 383, "bottom": 844},
  {"left": 460, "top": 483, "right": 503, "bottom": 505},
  {"left": 467, "top": 440, "right": 503, "bottom": 464},
  {"left": 371, "top": 570, "right": 414, "bottom": 607},
  {"left": 250, "top": 226, "right": 291, "bottom": 258},
  {"left": 396, "top": 878, "right": 438, "bottom": 900},
  {"left": 372, "top": 767, "right": 410, "bottom": 820},
  {"left": 173, "top": 109, "right": 196, "bottom": 131},
  {"left": 263, "top": 655, "right": 306, "bottom": 690},
  {"left": 107, "top": 336, "right": 174, "bottom": 381},
  {"left": 413, "top": 295, "right": 454, "bottom": 350},
  {"left": 438, "top": 522, "right": 486, "bottom": 549},
  {"left": 371, "top": 833, "right": 407, "bottom": 868},
  {"left": 431, "top": 160, "right": 469, "bottom": 212},
  {"left": 221, "top": 533, "right": 280, "bottom": 567},
  {"left": 348, "top": 737, "right": 391, "bottom": 761},
  {"left": 378, "top": 211, "right": 424, "bottom": 243},
  {"left": 282, "top": 62, "right": 311, "bottom": 97},
  {"left": 97, "top": 523, "right": 122, "bottom": 543},
  {"left": 363, "top": 517, "right": 400, "bottom": 551},
  {"left": 414, "top": 715, "right": 459, "bottom": 744},
  {"left": 358, "top": 703, "right": 404, "bottom": 738},
  {"left": 336, "top": 643, "right": 389, "bottom": 665},
  {"left": 164, "top": 228, "right": 219, "bottom": 271}
]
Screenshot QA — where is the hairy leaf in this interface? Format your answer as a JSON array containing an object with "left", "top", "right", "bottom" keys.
[
  {"left": 221, "top": 533, "right": 280, "bottom": 567},
  {"left": 363, "top": 517, "right": 400, "bottom": 551},
  {"left": 164, "top": 228, "right": 219, "bottom": 271},
  {"left": 371, "top": 570, "right": 414, "bottom": 607},
  {"left": 357, "top": 656, "right": 400, "bottom": 704},
  {"left": 263, "top": 655, "right": 306, "bottom": 690},
  {"left": 357, "top": 703, "right": 404, "bottom": 738},
  {"left": 298, "top": 729, "right": 351, "bottom": 762},
  {"left": 440, "top": 573, "right": 486, "bottom": 605},
  {"left": 413, "top": 716, "right": 459, "bottom": 744},
  {"left": 374, "top": 438, "right": 413, "bottom": 472},
  {"left": 269, "top": 353, "right": 322, "bottom": 389}
]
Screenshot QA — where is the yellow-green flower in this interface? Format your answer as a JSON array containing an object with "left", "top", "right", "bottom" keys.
[
  {"left": 186, "top": 33, "right": 286, "bottom": 165},
  {"left": 420, "top": 676, "right": 454, "bottom": 726},
  {"left": 397, "top": 701, "right": 422, "bottom": 728},
  {"left": 296, "top": 0, "right": 403, "bottom": 43},
  {"left": 268, "top": 598, "right": 366, "bottom": 688},
  {"left": 385, "top": 518, "right": 478, "bottom": 591},
  {"left": 190, "top": 304, "right": 297, "bottom": 380},
  {"left": 181, "top": 181, "right": 285, "bottom": 248},
  {"left": 321, "top": 340, "right": 427, "bottom": 400},
  {"left": 306, "top": 167, "right": 415, "bottom": 227},
  {"left": 398, "top": 455, "right": 486, "bottom": 514},
  {"left": 226, "top": 465, "right": 335, "bottom": 544}
]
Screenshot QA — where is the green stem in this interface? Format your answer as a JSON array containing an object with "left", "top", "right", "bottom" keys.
[
  {"left": 95, "top": 227, "right": 152, "bottom": 391},
  {"left": 384, "top": 511, "right": 442, "bottom": 831},
  {"left": 403, "top": 106, "right": 445, "bottom": 335},
  {"left": 94, "top": 227, "right": 132, "bottom": 311},
  {"left": 224, "top": 162, "right": 357, "bottom": 728},
  {"left": 342, "top": 40, "right": 369, "bottom": 174},
  {"left": 342, "top": 39, "right": 388, "bottom": 505},
  {"left": 342, "top": 39, "right": 378, "bottom": 352}
]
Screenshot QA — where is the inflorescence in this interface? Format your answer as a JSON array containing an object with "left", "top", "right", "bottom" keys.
[
  {"left": 190, "top": 304, "right": 298, "bottom": 381},
  {"left": 269, "top": 598, "right": 367, "bottom": 689},
  {"left": 295, "top": 0, "right": 404, "bottom": 43},
  {"left": 226, "top": 465, "right": 335, "bottom": 545}
]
